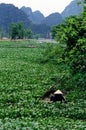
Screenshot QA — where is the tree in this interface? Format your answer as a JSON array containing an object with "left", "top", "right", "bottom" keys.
[
  {"left": 17, "top": 23, "right": 24, "bottom": 39},
  {"left": 51, "top": 9, "right": 86, "bottom": 89},
  {"left": 10, "top": 22, "right": 24, "bottom": 39},
  {"left": 52, "top": 12, "right": 86, "bottom": 69},
  {"left": 77, "top": 0, "right": 86, "bottom": 12},
  {"left": 0, "top": 28, "right": 5, "bottom": 39},
  {"left": 51, "top": 26, "right": 58, "bottom": 39},
  {"left": 25, "top": 28, "right": 33, "bottom": 39}
]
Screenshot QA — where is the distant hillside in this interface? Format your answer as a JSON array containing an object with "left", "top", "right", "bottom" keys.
[
  {"left": 20, "top": 6, "right": 32, "bottom": 16},
  {"left": 0, "top": 1, "right": 83, "bottom": 38},
  {"left": 21, "top": 7, "right": 62, "bottom": 27},
  {"left": 0, "top": 3, "right": 50, "bottom": 37},
  {"left": 21, "top": 6, "right": 45, "bottom": 24},
  {"left": 61, "top": 0, "right": 82, "bottom": 19},
  {"left": 41, "top": 13, "right": 62, "bottom": 28},
  {"left": 0, "top": 3, "right": 31, "bottom": 33},
  {"left": 29, "top": 11, "right": 45, "bottom": 24}
]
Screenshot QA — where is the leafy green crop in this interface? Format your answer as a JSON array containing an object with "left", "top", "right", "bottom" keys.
[{"left": 0, "top": 40, "right": 86, "bottom": 130}]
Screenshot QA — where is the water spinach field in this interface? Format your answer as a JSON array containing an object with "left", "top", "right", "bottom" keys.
[{"left": 0, "top": 40, "right": 86, "bottom": 130}]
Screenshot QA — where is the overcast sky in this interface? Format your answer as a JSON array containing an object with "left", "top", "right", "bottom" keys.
[{"left": 0, "top": 0, "right": 73, "bottom": 16}]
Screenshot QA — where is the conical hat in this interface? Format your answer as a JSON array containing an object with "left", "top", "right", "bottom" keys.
[{"left": 54, "top": 90, "right": 63, "bottom": 95}]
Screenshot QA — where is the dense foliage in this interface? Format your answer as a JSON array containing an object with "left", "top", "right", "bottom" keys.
[
  {"left": 10, "top": 23, "right": 24, "bottom": 39},
  {"left": 0, "top": 41, "right": 86, "bottom": 129},
  {"left": 51, "top": 11, "right": 86, "bottom": 90},
  {"left": 10, "top": 23, "right": 33, "bottom": 39}
]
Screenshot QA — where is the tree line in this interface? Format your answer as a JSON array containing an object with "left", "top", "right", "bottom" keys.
[{"left": 10, "top": 22, "right": 33, "bottom": 39}]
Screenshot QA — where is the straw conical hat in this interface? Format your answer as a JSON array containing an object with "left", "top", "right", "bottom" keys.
[{"left": 54, "top": 90, "right": 63, "bottom": 95}]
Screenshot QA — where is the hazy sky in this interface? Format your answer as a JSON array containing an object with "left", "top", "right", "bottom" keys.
[{"left": 0, "top": 0, "right": 73, "bottom": 16}]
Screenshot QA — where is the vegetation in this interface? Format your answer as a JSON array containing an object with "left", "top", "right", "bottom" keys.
[
  {"left": 51, "top": 10, "right": 86, "bottom": 90},
  {"left": 0, "top": 1, "right": 86, "bottom": 129},
  {"left": 0, "top": 1, "right": 83, "bottom": 39},
  {"left": 10, "top": 23, "right": 24, "bottom": 39},
  {"left": 0, "top": 28, "right": 5, "bottom": 39},
  {"left": 0, "top": 3, "right": 50, "bottom": 38},
  {"left": 0, "top": 3, "right": 31, "bottom": 35},
  {"left": 0, "top": 40, "right": 86, "bottom": 129},
  {"left": 10, "top": 23, "right": 33, "bottom": 39},
  {"left": 25, "top": 28, "right": 33, "bottom": 39}
]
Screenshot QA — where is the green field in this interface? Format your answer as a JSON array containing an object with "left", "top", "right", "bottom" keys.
[{"left": 0, "top": 40, "right": 86, "bottom": 130}]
